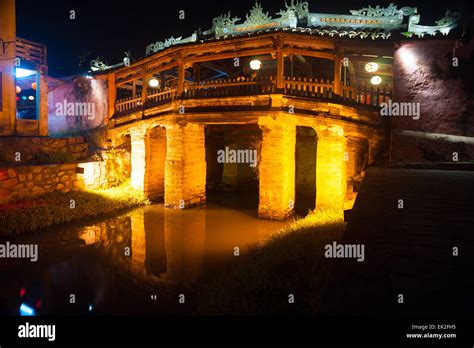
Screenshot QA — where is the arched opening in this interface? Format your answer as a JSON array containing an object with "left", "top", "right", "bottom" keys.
[
  {"left": 145, "top": 126, "right": 167, "bottom": 201},
  {"left": 295, "top": 126, "right": 317, "bottom": 216},
  {"left": 205, "top": 124, "right": 261, "bottom": 214}
]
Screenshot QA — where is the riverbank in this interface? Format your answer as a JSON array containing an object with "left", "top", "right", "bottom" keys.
[
  {"left": 0, "top": 180, "right": 149, "bottom": 235},
  {"left": 196, "top": 210, "right": 346, "bottom": 315}
]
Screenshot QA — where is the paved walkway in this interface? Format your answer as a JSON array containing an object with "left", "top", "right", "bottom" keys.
[{"left": 320, "top": 167, "right": 474, "bottom": 318}]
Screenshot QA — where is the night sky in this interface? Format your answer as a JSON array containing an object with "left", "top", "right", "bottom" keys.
[{"left": 15, "top": 0, "right": 472, "bottom": 77}]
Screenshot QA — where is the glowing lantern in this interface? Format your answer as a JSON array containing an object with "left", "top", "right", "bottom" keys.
[
  {"left": 16, "top": 86, "right": 21, "bottom": 94},
  {"left": 249, "top": 59, "right": 262, "bottom": 70},
  {"left": 370, "top": 76, "right": 382, "bottom": 85},
  {"left": 31, "top": 82, "right": 37, "bottom": 90},
  {"left": 149, "top": 78, "right": 160, "bottom": 88},
  {"left": 365, "top": 62, "right": 379, "bottom": 73}
]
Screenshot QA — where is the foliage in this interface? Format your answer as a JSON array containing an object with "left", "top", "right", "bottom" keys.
[{"left": 0, "top": 180, "right": 149, "bottom": 235}]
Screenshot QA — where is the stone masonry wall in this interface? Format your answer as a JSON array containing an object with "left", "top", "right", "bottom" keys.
[
  {"left": 0, "top": 161, "right": 109, "bottom": 204},
  {"left": 0, "top": 136, "right": 88, "bottom": 163}
]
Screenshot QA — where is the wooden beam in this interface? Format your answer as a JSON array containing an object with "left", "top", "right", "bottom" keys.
[
  {"left": 185, "top": 48, "right": 274, "bottom": 64},
  {"left": 116, "top": 73, "right": 144, "bottom": 86},
  {"left": 145, "top": 61, "right": 178, "bottom": 76},
  {"left": 284, "top": 48, "right": 335, "bottom": 60}
]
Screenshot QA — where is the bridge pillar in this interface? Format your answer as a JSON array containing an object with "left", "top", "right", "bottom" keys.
[
  {"left": 315, "top": 126, "right": 347, "bottom": 219},
  {"left": 130, "top": 126, "right": 166, "bottom": 200},
  {"left": 258, "top": 120, "right": 296, "bottom": 220},
  {"left": 165, "top": 123, "right": 206, "bottom": 208}
]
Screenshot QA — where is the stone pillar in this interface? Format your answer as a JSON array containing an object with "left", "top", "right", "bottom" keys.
[
  {"left": 130, "top": 126, "right": 167, "bottom": 200},
  {"left": 258, "top": 121, "right": 296, "bottom": 220},
  {"left": 130, "top": 127, "right": 148, "bottom": 193},
  {"left": 0, "top": 0, "right": 16, "bottom": 135},
  {"left": 315, "top": 126, "right": 347, "bottom": 217},
  {"left": 165, "top": 123, "right": 206, "bottom": 208}
]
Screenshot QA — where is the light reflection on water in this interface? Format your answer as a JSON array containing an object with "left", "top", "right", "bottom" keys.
[{"left": 0, "top": 195, "right": 288, "bottom": 315}]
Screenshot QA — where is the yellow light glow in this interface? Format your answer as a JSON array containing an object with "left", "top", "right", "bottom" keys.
[
  {"left": 365, "top": 62, "right": 379, "bottom": 73},
  {"left": 370, "top": 76, "right": 382, "bottom": 85},
  {"left": 16, "top": 86, "right": 21, "bottom": 94},
  {"left": 149, "top": 78, "right": 160, "bottom": 88},
  {"left": 250, "top": 59, "right": 262, "bottom": 70}
]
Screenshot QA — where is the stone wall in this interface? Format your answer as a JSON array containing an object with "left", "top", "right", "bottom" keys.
[
  {"left": 0, "top": 161, "right": 110, "bottom": 204},
  {"left": 391, "top": 39, "right": 474, "bottom": 163},
  {"left": 0, "top": 136, "right": 88, "bottom": 163}
]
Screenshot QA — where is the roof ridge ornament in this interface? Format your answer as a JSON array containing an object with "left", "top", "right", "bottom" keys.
[
  {"left": 405, "top": 9, "right": 459, "bottom": 38},
  {"left": 277, "top": 0, "right": 309, "bottom": 20},
  {"left": 212, "top": 11, "right": 241, "bottom": 36},
  {"left": 350, "top": 3, "right": 401, "bottom": 17},
  {"left": 90, "top": 57, "right": 108, "bottom": 72},
  {"left": 244, "top": 1, "right": 272, "bottom": 25},
  {"left": 146, "top": 36, "right": 183, "bottom": 55}
]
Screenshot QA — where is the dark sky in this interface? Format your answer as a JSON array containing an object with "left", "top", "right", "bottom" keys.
[{"left": 15, "top": 0, "right": 472, "bottom": 77}]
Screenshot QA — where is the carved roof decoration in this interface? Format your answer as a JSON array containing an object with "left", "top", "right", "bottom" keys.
[{"left": 111, "top": 1, "right": 459, "bottom": 67}]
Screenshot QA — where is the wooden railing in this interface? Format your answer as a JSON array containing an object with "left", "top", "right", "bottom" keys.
[
  {"left": 184, "top": 76, "right": 275, "bottom": 98},
  {"left": 341, "top": 83, "right": 392, "bottom": 106},
  {"left": 146, "top": 88, "right": 177, "bottom": 108},
  {"left": 16, "top": 37, "right": 47, "bottom": 65},
  {"left": 114, "top": 76, "right": 392, "bottom": 116},
  {"left": 284, "top": 76, "right": 334, "bottom": 99},
  {"left": 115, "top": 96, "right": 142, "bottom": 114}
]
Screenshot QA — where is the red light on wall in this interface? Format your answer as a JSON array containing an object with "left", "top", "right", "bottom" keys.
[{"left": 19, "top": 288, "right": 26, "bottom": 297}]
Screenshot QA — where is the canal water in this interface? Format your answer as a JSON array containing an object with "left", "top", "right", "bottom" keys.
[{"left": 0, "top": 192, "right": 289, "bottom": 315}]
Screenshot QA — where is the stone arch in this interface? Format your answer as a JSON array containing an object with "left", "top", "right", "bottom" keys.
[{"left": 295, "top": 126, "right": 317, "bottom": 215}]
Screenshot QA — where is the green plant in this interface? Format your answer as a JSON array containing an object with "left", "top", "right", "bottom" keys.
[{"left": 0, "top": 180, "right": 149, "bottom": 235}]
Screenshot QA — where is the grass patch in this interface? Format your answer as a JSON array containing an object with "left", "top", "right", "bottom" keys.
[
  {"left": 196, "top": 211, "right": 345, "bottom": 315},
  {"left": 0, "top": 180, "right": 149, "bottom": 235}
]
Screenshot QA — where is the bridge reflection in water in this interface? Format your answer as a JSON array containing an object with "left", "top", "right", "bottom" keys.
[{"left": 0, "top": 194, "right": 288, "bottom": 315}]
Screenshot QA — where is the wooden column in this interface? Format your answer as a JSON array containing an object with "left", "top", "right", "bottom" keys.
[
  {"left": 0, "top": 0, "right": 16, "bottom": 135},
  {"left": 333, "top": 47, "right": 342, "bottom": 96},
  {"left": 194, "top": 63, "right": 201, "bottom": 84},
  {"left": 276, "top": 40, "right": 285, "bottom": 89},
  {"left": 38, "top": 66, "right": 48, "bottom": 136},
  {"left": 177, "top": 50, "right": 185, "bottom": 96},
  {"left": 107, "top": 73, "right": 116, "bottom": 119},
  {"left": 141, "top": 73, "right": 151, "bottom": 108}
]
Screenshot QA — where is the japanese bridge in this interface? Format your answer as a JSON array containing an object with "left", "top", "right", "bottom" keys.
[{"left": 92, "top": 1, "right": 457, "bottom": 220}]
